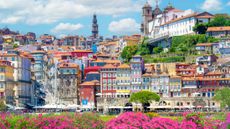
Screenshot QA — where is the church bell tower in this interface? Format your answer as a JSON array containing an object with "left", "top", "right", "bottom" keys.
[{"left": 92, "top": 14, "right": 99, "bottom": 39}]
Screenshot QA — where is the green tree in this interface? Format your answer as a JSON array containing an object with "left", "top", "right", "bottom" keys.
[
  {"left": 153, "top": 46, "right": 163, "bottom": 54},
  {"left": 213, "top": 87, "right": 230, "bottom": 110},
  {"left": 208, "top": 15, "right": 229, "bottom": 27},
  {"left": 130, "top": 91, "right": 160, "bottom": 112},
  {"left": 137, "top": 43, "right": 150, "bottom": 55},
  {"left": 193, "top": 23, "right": 208, "bottom": 34},
  {"left": 13, "top": 44, "right": 19, "bottom": 48},
  {"left": 121, "top": 45, "right": 138, "bottom": 62},
  {"left": 0, "top": 99, "right": 7, "bottom": 111}
]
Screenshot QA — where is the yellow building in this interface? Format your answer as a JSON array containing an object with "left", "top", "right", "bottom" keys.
[
  {"left": 116, "top": 64, "right": 131, "bottom": 97},
  {"left": 0, "top": 60, "right": 14, "bottom": 105},
  {"left": 123, "top": 35, "right": 141, "bottom": 46},
  {"left": 152, "top": 63, "right": 177, "bottom": 76}
]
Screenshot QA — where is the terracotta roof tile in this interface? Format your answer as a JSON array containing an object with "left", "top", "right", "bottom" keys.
[
  {"left": 101, "top": 64, "right": 116, "bottom": 69},
  {"left": 207, "top": 26, "right": 230, "bottom": 32},
  {"left": 58, "top": 63, "right": 79, "bottom": 68},
  {"left": 74, "top": 50, "right": 93, "bottom": 53},
  {"left": 196, "top": 43, "right": 218, "bottom": 47},
  {"left": 80, "top": 80, "right": 100, "bottom": 86},
  {"left": 117, "top": 64, "right": 130, "bottom": 69}
]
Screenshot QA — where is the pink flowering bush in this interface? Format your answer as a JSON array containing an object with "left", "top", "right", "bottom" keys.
[
  {"left": 0, "top": 112, "right": 104, "bottom": 129},
  {"left": 220, "top": 113, "right": 230, "bottom": 129},
  {"left": 106, "top": 112, "right": 223, "bottom": 129},
  {"left": 0, "top": 112, "right": 225, "bottom": 129},
  {"left": 180, "top": 120, "right": 197, "bottom": 129},
  {"left": 148, "top": 117, "right": 180, "bottom": 129},
  {"left": 183, "top": 112, "right": 222, "bottom": 129},
  {"left": 73, "top": 112, "right": 104, "bottom": 129},
  {"left": 105, "top": 112, "right": 151, "bottom": 129}
]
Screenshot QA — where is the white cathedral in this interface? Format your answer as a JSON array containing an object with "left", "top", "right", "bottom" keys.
[{"left": 141, "top": 1, "right": 214, "bottom": 39}]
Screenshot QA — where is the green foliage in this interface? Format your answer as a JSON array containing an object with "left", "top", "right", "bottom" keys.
[
  {"left": 153, "top": 46, "right": 163, "bottom": 54},
  {"left": 143, "top": 55, "right": 185, "bottom": 63},
  {"left": 130, "top": 91, "right": 160, "bottom": 105},
  {"left": 193, "top": 15, "right": 230, "bottom": 34},
  {"left": 208, "top": 15, "right": 230, "bottom": 27},
  {"left": 13, "top": 44, "right": 19, "bottom": 48},
  {"left": 121, "top": 37, "right": 151, "bottom": 62},
  {"left": 193, "top": 23, "right": 208, "bottom": 34},
  {"left": 145, "top": 112, "right": 159, "bottom": 118},
  {"left": 137, "top": 42, "right": 150, "bottom": 55},
  {"left": 171, "top": 34, "right": 219, "bottom": 53},
  {"left": 213, "top": 87, "right": 230, "bottom": 109},
  {"left": 121, "top": 45, "right": 138, "bottom": 62},
  {"left": 100, "top": 115, "right": 116, "bottom": 122},
  {"left": 0, "top": 99, "right": 6, "bottom": 111}
]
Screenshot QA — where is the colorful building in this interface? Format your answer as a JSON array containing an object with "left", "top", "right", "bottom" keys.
[
  {"left": 2, "top": 51, "right": 32, "bottom": 107},
  {"left": 0, "top": 60, "right": 14, "bottom": 105},
  {"left": 31, "top": 50, "right": 46, "bottom": 83},
  {"left": 169, "top": 76, "right": 181, "bottom": 97},
  {"left": 116, "top": 64, "right": 131, "bottom": 98},
  {"left": 130, "top": 55, "right": 144, "bottom": 92},
  {"left": 79, "top": 80, "right": 100, "bottom": 110},
  {"left": 71, "top": 50, "right": 93, "bottom": 58},
  {"left": 57, "top": 62, "right": 81, "bottom": 105},
  {"left": 100, "top": 64, "right": 117, "bottom": 97},
  {"left": 207, "top": 26, "right": 230, "bottom": 38}
]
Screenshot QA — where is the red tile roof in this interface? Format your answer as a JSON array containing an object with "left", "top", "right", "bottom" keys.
[{"left": 207, "top": 26, "right": 230, "bottom": 32}]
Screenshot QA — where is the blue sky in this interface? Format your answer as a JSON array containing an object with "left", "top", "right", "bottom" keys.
[{"left": 0, "top": 0, "right": 229, "bottom": 38}]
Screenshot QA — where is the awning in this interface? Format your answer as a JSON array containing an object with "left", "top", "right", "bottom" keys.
[
  {"left": 108, "top": 106, "right": 123, "bottom": 109},
  {"left": 66, "top": 104, "right": 80, "bottom": 109},
  {"left": 124, "top": 106, "right": 132, "bottom": 109},
  {"left": 148, "top": 106, "right": 172, "bottom": 109},
  {"left": 15, "top": 107, "right": 26, "bottom": 110},
  {"left": 81, "top": 106, "right": 94, "bottom": 109}
]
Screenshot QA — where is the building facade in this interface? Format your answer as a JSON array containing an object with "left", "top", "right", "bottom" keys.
[
  {"left": 0, "top": 60, "right": 14, "bottom": 105},
  {"left": 57, "top": 62, "right": 81, "bottom": 105}
]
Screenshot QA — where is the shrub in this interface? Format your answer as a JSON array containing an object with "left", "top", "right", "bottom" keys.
[
  {"left": 105, "top": 112, "right": 151, "bottom": 129},
  {"left": 0, "top": 112, "right": 104, "bottom": 129},
  {"left": 180, "top": 120, "right": 197, "bottom": 129},
  {"left": 183, "top": 112, "right": 222, "bottom": 129},
  {"left": 73, "top": 112, "right": 104, "bottom": 129},
  {"left": 220, "top": 113, "right": 230, "bottom": 129},
  {"left": 149, "top": 117, "right": 180, "bottom": 129},
  {"left": 145, "top": 112, "right": 159, "bottom": 118}
]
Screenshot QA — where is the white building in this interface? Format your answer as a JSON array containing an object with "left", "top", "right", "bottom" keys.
[{"left": 141, "top": 2, "right": 213, "bottom": 39}]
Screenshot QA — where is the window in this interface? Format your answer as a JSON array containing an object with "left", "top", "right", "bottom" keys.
[
  {"left": 103, "top": 73, "right": 106, "bottom": 77},
  {"left": 0, "top": 83, "right": 4, "bottom": 88},
  {"left": 113, "top": 80, "right": 116, "bottom": 84},
  {"left": 0, "top": 75, "right": 4, "bottom": 81}
]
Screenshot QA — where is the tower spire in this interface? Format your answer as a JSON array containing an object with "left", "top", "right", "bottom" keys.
[
  {"left": 92, "top": 14, "right": 98, "bottom": 39},
  {"left": 156, "top": 0, "right": 159, "bottom": 7}
]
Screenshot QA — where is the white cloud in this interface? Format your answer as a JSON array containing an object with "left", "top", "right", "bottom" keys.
[
  {"left": 227, "top": 1, "right": 230, "bottom": 6},
  {"left": 0, "top": 0, "right": 143, "bottom": 25},
  {"left": 201, "top": 0, "right": 222, "bottom": 11},
  {"left": 51, "top": 23, "right": 83, "bottom": 34},
  {"left": 108, "top": 18, "right": 140, "bottom": 34},
  {"left": 58, "top": 34, "right": 67, "bottom": 38},
  {"left": 1, "top": 16, "right": 23, "bottom": 24}
]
